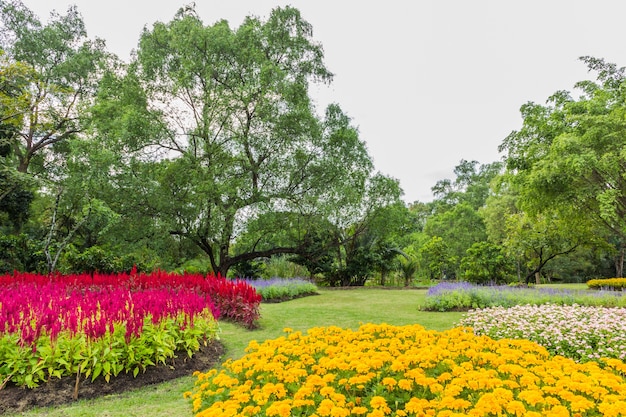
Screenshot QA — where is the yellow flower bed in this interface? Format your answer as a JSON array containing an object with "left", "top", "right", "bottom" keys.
[
  {"left": 587, "top": 277, "right": 626, "bottom": 290},
  {"left": 186, "top": 324, "right": 626, "bottom": 417}
]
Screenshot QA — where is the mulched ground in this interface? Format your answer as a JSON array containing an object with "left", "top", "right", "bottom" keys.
[{"left": 0, "top": 340, "right": 225, "bottom": 415}]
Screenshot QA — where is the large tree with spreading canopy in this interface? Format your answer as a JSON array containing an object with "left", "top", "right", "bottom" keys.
[{"left": 103, "top": 5, "right": 402, "bottom": 277}]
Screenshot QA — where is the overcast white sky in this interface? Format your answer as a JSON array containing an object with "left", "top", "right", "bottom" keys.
[{"left": 21, "top": 0, "right": 626, "bottom": 203}]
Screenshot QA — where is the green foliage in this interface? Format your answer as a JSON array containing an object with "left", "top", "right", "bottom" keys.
[
  {"left": 459, "top": 241, "right": 514, "bottom": 284},
  {"left": 503, "top": 210, "right": 592, "bottom": 283},
  {"left": 0, "top": 169, "right": 33, "bottom": 231},
  {"left": 499, "top": 56, "right": 626, "bottom": 277},
  {"left": 0, "top": 0, "right": 108, "bottom": 175},
  {"left": 430, "top": 160, "right": 503, "bottom": 210},
  {"left": 424, "top": 202, "right": 487, "bottom": 274},
  {"left": 261, "top": 256, "right": 309, "bottom": 279},
  {"left": 125, "top": 5, "right": 402, "bottom": 278},
  {"left": 0, "top": 233, "right": 45, "bottom": 273},
  {"left": 419, "top": 236, "right": 456, "bottom": 279},
  {"left": 248, "top": 278, "right": 318, "bottom": 302},
  {"left": 0, "top": 314, "right": 218, "bottom": 388},
  {"left": 423, "top": 282, "right": 626, "bottom": 312},
  {"left": 231, "top": 260, "right": 265, "bottom": 280}
]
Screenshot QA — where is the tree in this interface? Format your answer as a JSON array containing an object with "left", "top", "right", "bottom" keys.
[
  {"left": 0, "top": 1, "right": 108, "bottom": 175},
  {"left": 499, "top": 56, "right": 626, "bottom": 276},
  {"left": 503, "top": 210, "right": 591, "bottom": 284},
  {"left": 431, "top": 159, "right": 502, "bottom": 211},
  {"left": 421, "top": 160, "right": 502, "bottom": 277},
  {"left": 326, "top": 177, "right": 405, "bottom": 286},
  {"left": 419, "top": 236, "right": 456, "bottom": 280},
  {"left": 128, "top": 5, "right": 387, "bottom": 277},
  {"left": 424, "top": 202, "right": 487, "bottom": 276},
  {"left": 459, "top": 241, "right": 513, "bottom": 284}
]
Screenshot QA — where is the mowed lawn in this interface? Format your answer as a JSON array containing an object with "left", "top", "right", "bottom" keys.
[{"left": 12, "top": 288, "right": 462, "bottom": 417}]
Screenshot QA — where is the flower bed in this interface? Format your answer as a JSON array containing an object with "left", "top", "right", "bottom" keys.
[
  {"left": 243, "top": 277, "right": 318, "bottom": 302},
  {"left": 423, "top": 281, "right": 626, "bottom": 311},
  {"left": 0, "top": 270, "right": 260, "bottom": 388},
  {"left": 186, "top": 324, "right": 626, "bottom": 416},
  {"left": 587, "top": 277, "right": 626, "bottom": 291},
  {"left": 458, "top": 303, "right": 626, "bottom": 363}
]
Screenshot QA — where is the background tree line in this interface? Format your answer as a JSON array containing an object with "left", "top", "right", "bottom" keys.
[{"left": 0, "top": 1, "right": 623, "bottom": 284}]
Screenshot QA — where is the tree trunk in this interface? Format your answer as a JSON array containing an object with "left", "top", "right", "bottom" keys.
[
  {"left": 535, "top": 271, "right": 541, "bottom": 285},
  {"left": 616, "top": 245, "right": 625, "bottom": 277}
]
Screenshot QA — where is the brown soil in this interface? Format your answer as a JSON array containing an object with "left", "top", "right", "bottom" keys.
[{"left": 0, "top": 340, "right": 225, "bottom": 415}]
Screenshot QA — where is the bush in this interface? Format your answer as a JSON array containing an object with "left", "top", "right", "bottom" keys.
[
  {"left": 423, "top": 281, "right": 626, "bottom": 311},
  {"left": 244, "top": 277, "right": 318, "bottom": 302},
  {"left": 587, "top": 277, "right": 626, "bottom": 291}
]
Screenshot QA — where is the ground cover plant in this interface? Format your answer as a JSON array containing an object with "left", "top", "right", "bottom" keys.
[
  {"left": 0, "top": 270, "right": 260, "bottom": 391},
  {"left": 187, "top": 323, "right": 626, "bottom": 417},
  {"left": 459, "top": 304, "right": 626, "bottom": 363},
  {"left": 243, "top": 277, "right": 318, "bottom": 302},
  {"left": 422, "top": 281, "right": 626, "bottom": 311}
]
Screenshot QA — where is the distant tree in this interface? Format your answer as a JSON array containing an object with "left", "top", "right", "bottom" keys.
[
  {"left": 0, "top": 0, "right": 108, "bottom": 175},
  {"left": 499, "top": 56, "right": 626, "bottom": 276},
  {"left": 459, "top": 241, "right": 514, "bottom": 284},
  {"left": 419, "top": 236, "right": 456, "bottom": 280},
  {"left": 503, "top": 210, "right": 595, "bottom": 284},
  {"left": 431, "top": 159, "right": 502, "bottom": 211},
  {"left": 424, "top": 202, "right": 487, "bottom": 275}
]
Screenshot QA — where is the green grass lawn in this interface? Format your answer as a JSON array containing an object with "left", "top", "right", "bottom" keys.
[{"left": 11, "top": 288, "right": 462, "bottom": 417}]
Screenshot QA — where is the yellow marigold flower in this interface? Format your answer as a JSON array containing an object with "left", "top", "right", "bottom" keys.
[
  {"left": 429, "top": 382, "right": 444, "bottom": 394},
  {"left": 265, "top": 401, "right": 292, "bottom": 417},
  {"left": 317, "top": 399, "right": 335, "bottom": 417},
  {"left": 331, "top": 392, "right": 347, "bottom": 406},
  {"left": 192, "top": 397, "right": 202, "bottom": 412},
  {"left": 518, "top": 389, "right": 544, "bottom": 407},
  {"left": 543, "top": 404, "right": 570, "bottom": 417},
  {"left": 397, "top": 378, "right": 413, "bottom": 391},
  {"left": 504, "top": 400, "right": 526, "bottom": 417},
  {"left": 472, "top": 393, "right": 502, "bottom": 415},
  {"left": 351, "top": 406, "right": 368, "bottom": 415},
  {"left": 443, "top": 383, "right": 463, "bottom": 397},
  {"left": 283, "top": 327, "right": 293, "bottom": 333},
  {"left": 241, "top": 405, "right": 261, "bottom": 415},
  {"left": 598, "top": 400, "right": 626, "bottom": 417},
  {"left": 330, "top": 406, "right": 350, "bottom": 417},
  {"left": 569, "top": 395, "right": 594, "bottom": 412},
  {"left": 324, "top": 373, "right": 338, "bottom": 383},
  {"left": 436, "top": 372, "right": 452, "bottom": 383},
  {"left": 370, "top": 396, "right": 388, "bottom": 409},
  {"left": 382, "top": 377, "right": 397, "bottom": 389}
]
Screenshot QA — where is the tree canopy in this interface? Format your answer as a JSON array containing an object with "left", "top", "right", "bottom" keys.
[
  {"left": 2, "top": 1, "right": 626, "bottom": 285},
  {"left": 100, "top": 5, "right": 398, "bottom": 277}
]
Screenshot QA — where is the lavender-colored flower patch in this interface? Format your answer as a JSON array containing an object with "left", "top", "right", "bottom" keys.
[{"left": 423, "top": 281, "right": 625, "bottom": 312}]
